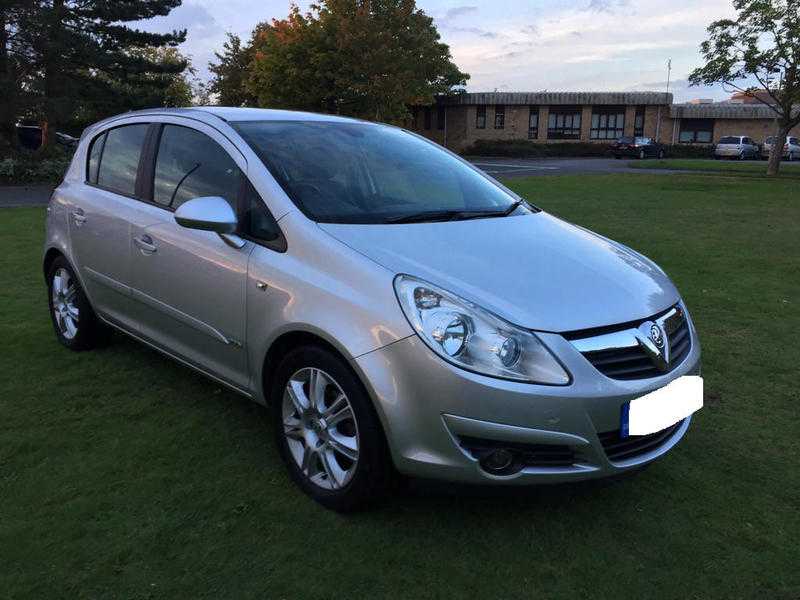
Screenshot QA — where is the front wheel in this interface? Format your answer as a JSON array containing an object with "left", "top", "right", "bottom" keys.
[
  {"left": 47, "top": 256, "right": 106, "bottom": 351},
  {"left": 657, "top": 149, "right": 665, "bottom": 159},
  {"left": 638, "top": 149, "right": 646, "bottom": 160},
  {"left": 271, "top": 346, "right": 392, "bottom": 511}
]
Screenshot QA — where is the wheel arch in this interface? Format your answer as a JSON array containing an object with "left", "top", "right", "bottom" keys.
[
  {"left": 259, "top": 329, "right": 395, "bottom": 460},
  {"left": 43, "top": 247, "right": 66, "bottom": 280}
]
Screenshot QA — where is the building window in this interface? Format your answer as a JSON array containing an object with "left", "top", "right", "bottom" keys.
[
  {"left": 424, "top": 107, "right": 432, "bottom": 130},
  {"left": 548, "top": 109, "right": 582, "bottom": 139},
  {"left": 590, "top": 108, "right": 625, "bottom": 140},
  {"left": 437, "top": 106, "right": 446, "bottom": 131},
  {"left": 494, "top": 105, "right": 505, "bottom": 129},
  {"left": 476, "top": 105, "right": 486, "bottom": 129},
  {"left": 634, "top": 106, "right": 645, "bottom": 137},
  {"left": 528, "top": 108, "right": 539, "bottom": 139},
  {"left": 679, "top": 119, "right": 714, "bottom": 143}
]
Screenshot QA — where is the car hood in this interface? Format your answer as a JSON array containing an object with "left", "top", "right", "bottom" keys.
[{"left": 318, "top": 212, "right": 680, "bottom": 332}]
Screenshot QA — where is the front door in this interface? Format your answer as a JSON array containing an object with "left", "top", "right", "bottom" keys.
[{"left": 129, "top": 122, "right": 252, "bottom": 390}]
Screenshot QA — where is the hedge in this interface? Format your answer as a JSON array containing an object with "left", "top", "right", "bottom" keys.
[{"left": 461, "top": 139, "right": 714, "bottom": 159}]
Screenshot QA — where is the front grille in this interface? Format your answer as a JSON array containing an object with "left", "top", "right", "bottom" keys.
[
  {"left": 598, "top": 420, "right": 683, "bottom": 462},
  {"left": 569, "top": 305, "right": 692, "bottom": 380},
  {"left": 458, "top": 436, "right": 577, "bottom": 469}
]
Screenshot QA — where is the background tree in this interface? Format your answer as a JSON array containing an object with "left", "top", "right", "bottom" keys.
[
  {"left": 10, "top": 0, "right": 187, "bottom": 143},
  {"left": 244, "top": 0, "right": 469, "bottom": 123},
  {"left": 208, "top": 33, "right": 256, "bottom": 106},
  {"left": 0, "top": 1, "right": 37, "bottom": 149},
  {"left": 689, "top": 0, "right": 800, "bottom": 176}
]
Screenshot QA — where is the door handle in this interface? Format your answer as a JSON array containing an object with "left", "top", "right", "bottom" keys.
[
  {"left": 71, "top": 209, "right": 86, "bottom": 226},
  {"left": 133, "top": 234, "right": 157, "bottom": 254}
]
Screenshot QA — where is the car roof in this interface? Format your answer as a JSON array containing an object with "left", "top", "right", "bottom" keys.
[{"left": 97, "top": 106, "right": 366, "bottom": 127}]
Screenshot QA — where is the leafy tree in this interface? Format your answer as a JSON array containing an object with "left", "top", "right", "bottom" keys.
[
  {"left": 689, "top": 0, "right": 800, "bottom": 176},
  {"left": 208, "top": 33, "right": 256, "bottom": 106},
  {"left": 0, "top": 1, "right": 38, "bottom": 149},
  {"left": 245, "top": 0, "right": 469, "bottom": 123},
  {"left": 13, "top": 0, "right": 187, "bottom": 142}
]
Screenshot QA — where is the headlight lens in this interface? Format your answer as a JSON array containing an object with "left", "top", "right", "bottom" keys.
[{"left": 394, "top": 275, "right": 570, "bottom": 384}]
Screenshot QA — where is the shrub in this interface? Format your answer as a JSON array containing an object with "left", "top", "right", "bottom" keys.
[
  {"left": 0, "top": 147, "right": 73, "bottom": 185},
  {"left": 461, "top": 139, "right": 715, "bottom": 159}
]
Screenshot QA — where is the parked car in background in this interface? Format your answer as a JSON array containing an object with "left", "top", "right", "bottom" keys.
[
  {"left": 761, "top": 136, "right": 800, "bottom": 161},
  {"left": 611, "top": 137, "right": 665, "bottom": 159},
  {"left": 44, "top": 107, "right": 703, "bottom": 511},
  {"left": 713, "top": 136, "right": 760, "bottom": 160}
]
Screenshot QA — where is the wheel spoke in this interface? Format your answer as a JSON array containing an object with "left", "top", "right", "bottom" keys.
[
  {"left": 66, "top": 305, "right": 79, "bottom": 321},
  {"left": 64, "top": 286, "right": 77, "bottom": 302},
  {"left": 282, "top": 416, "right": 304, "bottom": 441},
  {"left": 327, "top": 403, "right": 354, "bottom": 428},
  {"left": 323, "top": 394, "right": 347, "bottom": 419},
  {"left": 308, "top": 369, "right": 327, "bottom": 411},
  {"left": 52, "top": 273, "right": 64, "bottom": 294},
  {"left": 328, "top": 431, "right": 358, "bottom": 462},
  {"left": 300, "top": 444, "right": 315, "bottom": 476},
  {"left": 64, "top": 315, "right": 78, "bottom": 338},
  {"left": 319, "top": 449, "right": 346, "bottom": 487},
  {"left": 286, "top": 380, "right": 309, "bottom": 414}
]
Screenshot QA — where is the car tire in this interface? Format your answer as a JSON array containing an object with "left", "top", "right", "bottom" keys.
[
  {"left": 657, "top": 149, "right": 665, "bottom": 159},
  {"left": 47, "top": 256, "right": 107, "bottom": 351},
  {"left": 271, "top": 345, "right": 393, "bottom": 512},
  {"left": 638, "top": 149, "right": 645, "bottom": 160},
  {"left": 739, "top": 151, "right": 745, "bottom": 160}
]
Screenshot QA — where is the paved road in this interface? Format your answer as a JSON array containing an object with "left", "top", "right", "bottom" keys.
[
  {"left": 0, "top": 184, "right": 53, "bottom": 207},
  {"left": 466, "top": 157, "right": 675, "bottom": 178}
]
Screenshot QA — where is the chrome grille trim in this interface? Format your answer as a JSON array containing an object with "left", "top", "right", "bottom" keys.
[{"left": 569, "top": 305, "right": 691, "bottom": 380}]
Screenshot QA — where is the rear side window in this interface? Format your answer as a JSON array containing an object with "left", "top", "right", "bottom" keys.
[
  {"left": 87, "top": 132, "right": 106, "bottom": 184},
  {"left": 96, "top": 124, "right": 149, "bottom": 196},
  {"left": 153, "top": 125, "right": 241, "bottom": 209}
]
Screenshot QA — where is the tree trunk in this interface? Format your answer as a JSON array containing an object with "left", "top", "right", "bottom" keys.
[
  {"left": 766, "top": 120, "right": 790, "bottom": 177},
  {"left": 0, "top": 6, "right": 17, "bottom": 152},
  {"left": 42, "top": 0, "right": 65, "bottom": 148}
]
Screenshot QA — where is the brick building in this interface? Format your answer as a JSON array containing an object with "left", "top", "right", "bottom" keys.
[{"left": 409, "top": 92, "right": 800, "bottom": 152}]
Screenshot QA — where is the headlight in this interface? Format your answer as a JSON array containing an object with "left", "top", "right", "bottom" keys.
[{"left": 394, "top": 275, "right": 570, "bottom": 384}]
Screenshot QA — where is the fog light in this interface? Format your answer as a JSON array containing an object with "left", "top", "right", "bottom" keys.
[{"left": 480, "top": 448, "right": 514, "bottom": 473}]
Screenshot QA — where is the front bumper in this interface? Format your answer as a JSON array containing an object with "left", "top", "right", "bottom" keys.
[{"left": 354, "top": 318, "right": 701, "bottom": 485}]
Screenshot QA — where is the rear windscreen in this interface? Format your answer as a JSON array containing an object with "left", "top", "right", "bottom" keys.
[{"left": 718, "top": 137, "right": 740, "bottom": 144}]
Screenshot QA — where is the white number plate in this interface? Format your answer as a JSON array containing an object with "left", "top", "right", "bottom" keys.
[{"left": 624, "top": 375, "right": 703, "bottom": 436}]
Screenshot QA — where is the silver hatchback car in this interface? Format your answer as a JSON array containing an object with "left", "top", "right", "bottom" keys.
[{"left": 44, "top": 107, "right": 702, "bottom": 510}]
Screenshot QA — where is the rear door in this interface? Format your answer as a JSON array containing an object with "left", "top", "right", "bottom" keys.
[
  {"left": 68, "top": 121, "right": 151, "bottom": 329},
  {"left": 129, "top": 120, "right": 253, "bottom": 390}
]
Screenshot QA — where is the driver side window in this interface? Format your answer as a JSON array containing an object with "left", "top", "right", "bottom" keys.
[{"left": 153, "top": 125, "right": 241, "bottom": 210}]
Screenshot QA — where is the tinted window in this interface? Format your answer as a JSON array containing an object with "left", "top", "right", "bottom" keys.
[
  {"left": 97, "top": 125, "right": 148, "bottom": 196},
  {"left": 233, "top": 121, "right": 521, "bottom": 224},
  {"left": 718, "top": 136, "right": 740, "bottom": 144},
  {"left": 87, "top": 132, "right": 106, "bottom": 184},
  {"left": 617, "top": 136, "right": 634, "bottom": 144},
  {"left": 153, "top": 125, "right": 241, "bottom": 209},
  {"left": 242, "top": 181, "right": 281, "bottom": 241}
]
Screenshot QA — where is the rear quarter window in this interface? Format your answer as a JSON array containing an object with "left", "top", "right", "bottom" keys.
[
  {"left": 96, "top": 124, "right": 149, "bottom": 197},
  {"left": 86, "top": 132, "right": 106, "bottom": 184}
]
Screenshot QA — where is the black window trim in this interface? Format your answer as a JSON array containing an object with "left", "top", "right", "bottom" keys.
[
  {"left": 494, "top": 105, "right": 505, "bottom": 130},
  {"left": 476, "top": 105, "right": 487, "bottom": 129},
  {"left": 547, "top": 107, "right": 583, "bottom": 140},
  {"left": 589, "top": 106, "right": 626, "bottom": 140}
]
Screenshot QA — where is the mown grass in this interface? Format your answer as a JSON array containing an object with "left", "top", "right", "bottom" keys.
[
  {"left": 1, "top": 173, "right": 798, "bottom": 599},
  {"left": 627, "top": 158, "right": 800, "bottom": 178}
]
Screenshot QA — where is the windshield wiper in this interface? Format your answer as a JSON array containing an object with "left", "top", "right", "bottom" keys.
[{"left": 385, "top": 201, "right": 524, "bottom": 224}]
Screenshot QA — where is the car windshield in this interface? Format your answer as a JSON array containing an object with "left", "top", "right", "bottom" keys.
[
  {"left": 617, "top": 136, "right": 634, "bottom": 144},
  {"left": 718, "top": 136, "right": 740, "bottom": 144},
  {"left": 233, "top": 120, "right": 527, "bottom": 224}
]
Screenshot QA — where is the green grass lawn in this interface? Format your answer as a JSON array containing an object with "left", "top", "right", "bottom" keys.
[
  {"left": 2, "top": 173, "right": 798, "bottom": 599},
  {"left": 628, "top": 157, "right": 800, "bottom": 178}
]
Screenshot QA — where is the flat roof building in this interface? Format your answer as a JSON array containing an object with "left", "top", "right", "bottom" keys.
[{"left": 409, "top": 92, "right": 800, "bottom": 152}]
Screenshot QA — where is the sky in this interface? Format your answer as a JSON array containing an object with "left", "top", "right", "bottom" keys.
[{"left": 138, "top": 0, "right": 739, "bottom": 102}]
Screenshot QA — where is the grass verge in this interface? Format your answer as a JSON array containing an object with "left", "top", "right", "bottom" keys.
[
  {"left": 1, "top": 174, "right": 798, "bottom": 598},
  {"left": 627, "top": 158, "right": 800, "bottom": 178}
]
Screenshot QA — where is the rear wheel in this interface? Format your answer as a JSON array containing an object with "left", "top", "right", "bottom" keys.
[
  {"left": 638, "top": 149, "right": 645, "bottom": 160},
  {"left": 271, "top": 345, "right": 392, "bottom": 511},
  {"left": 657, "top": 149, "right": 665, "bottom": 159},
  {"left": 47, "top": 256, "right": 106, "bottom": 351}
]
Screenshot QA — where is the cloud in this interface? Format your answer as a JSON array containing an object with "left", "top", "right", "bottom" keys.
[
  {"left": 443, "top": 6, "right": 478, "bottom": 21},
  {"left": 448, "top": 26, "right": 499, "bottom": 39},
  {"left": 586, "top": 0, "right": 628, "bottom": 12}
]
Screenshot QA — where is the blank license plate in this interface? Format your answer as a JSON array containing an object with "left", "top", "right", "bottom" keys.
[{"left": 622, "top": 376, "right": 703, "bottom": 437}]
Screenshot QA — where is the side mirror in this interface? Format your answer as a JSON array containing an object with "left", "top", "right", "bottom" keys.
[{"left": 174, "top": 196, "right": 237, "bottom": 234}]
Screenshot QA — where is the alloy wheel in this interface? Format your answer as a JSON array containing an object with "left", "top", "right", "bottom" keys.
[
  {"left": 282, "top": 367, "right": 360, "bottom": 490},
  {"left": 51, "top": 267, "right": 79, "bottom": 340}
]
